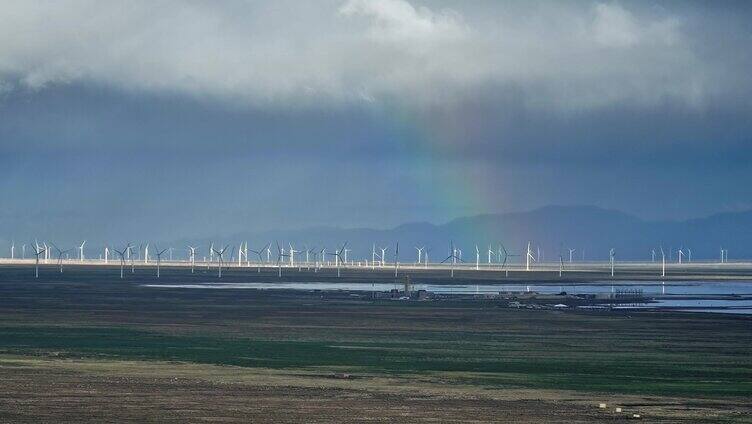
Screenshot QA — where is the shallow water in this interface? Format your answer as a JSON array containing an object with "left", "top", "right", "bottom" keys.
[{"left": 142, "top": 281, "right": 752, "bottom": 314}]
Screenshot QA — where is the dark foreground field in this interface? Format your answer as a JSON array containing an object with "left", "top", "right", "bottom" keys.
[{"left": 0, "top": 265, "right": 750, "bottom": 423}]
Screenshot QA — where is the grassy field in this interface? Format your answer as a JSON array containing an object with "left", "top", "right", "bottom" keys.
[{"left": 0, "top": 265, "right": 751, "bottom": 422}]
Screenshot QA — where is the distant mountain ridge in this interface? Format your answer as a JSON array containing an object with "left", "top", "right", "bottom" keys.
[{"left": 177, "top": 205, "right": 752, "bottom": 262}]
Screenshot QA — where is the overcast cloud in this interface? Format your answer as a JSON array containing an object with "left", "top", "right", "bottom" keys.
[
  {"left": 1, "top": 0, "right": 749, "bottom": 111},
  {"left": 1, "top": 1, "right": 751, "bottom": 245}
]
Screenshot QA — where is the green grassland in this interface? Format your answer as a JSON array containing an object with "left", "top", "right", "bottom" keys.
[{"left": 0, "top": 265, "right": 750, "bottom": 400}]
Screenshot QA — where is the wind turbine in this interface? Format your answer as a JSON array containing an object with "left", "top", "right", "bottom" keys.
[
  {"left": 127, "top": 244, "right": 136, "bottom": 273},
  {"left": 487, "top": 244, "right": 495, "bottom": 266},
  {"left": 678, "top": 247, "right": 684, "bottom": 264},
  {"left": 31, "top": 241, "right": 45, "bottom": 278},
  {"left": 238, "top": 241, "right": 247, "bottom": 267},
  {"left": 305, "top": 246, "right": 316, "bottom": 271},
  {"left": 394, "top": 242, "right": 399, "bottom": 277},
  {"left": 651, "top": 249, "right": 656, "bottom": 263},
  {"left": 568, "top": 248, "right": 576, "bottom": 263},
  {"left": 415, "top": 246, "right": 424, "bottom": 265},
  {"left": 475, "top": 245, "right": 480, "bottom": 270},
  {"left": 10, "top": 240, "right": 14, "bottom": 260},
  {"left": 212, "top": 245, "right": 230, "bottom": 278},
  {"left": 318, "top": 247, "right": 326, "bottom": 271},
  {"left": 687, "top": 248, "right": 692, "bottom": 263},
  {"left": 288, "top": 243, "right": 299, "bottom": 268},
  {"left": 22, "top": 244, "right": 26, "bottom": 259},
  {"left": 498, "top": 243, "right": 517, "bottom": 277},
  {"left": 50, "top": 243, "right": 72, "bottom": 273},
  {"left": 328, "top": 242, "right": 347, "bottom": 278},
  {"left": 187, "top": 246, "right": 197, "bottom": 273},
  {"left": 525, "top": 242, "right": 536, "bottom": 271},
  {"left": 144, "top": 243, "right": 149, "bottom": 264},
  {"left": 609, "top": 248, "right": 615, "bottom": 277},
  {"left": 660, "top": 246, "right": 666, "bottom": 277},
  {"left": 154, "top": 246, "right": 167, "bottom": 278},
  {"left": 250, "top": 243, "right": 269, "bottom": 273},
  {"left": 276, "top": 242, "right": 289, "bottom": 277},
  {"left": 113, "top": 245, "right": 129, "bottom": 279},
  {"left": 379, "top": 246, "right": 388, "bottom": 267},
  {"left": 441, "top": 241, "right": 461, "bottom": 278}
]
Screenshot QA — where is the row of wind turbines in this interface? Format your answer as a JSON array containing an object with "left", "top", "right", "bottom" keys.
[{"left": 5, "top": 239, "right": 731, "bottom": 280}]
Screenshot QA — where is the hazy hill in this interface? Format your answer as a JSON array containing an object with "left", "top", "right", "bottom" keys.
[{"left": 206, "top": 205, "right": 752, "bottom": 262}]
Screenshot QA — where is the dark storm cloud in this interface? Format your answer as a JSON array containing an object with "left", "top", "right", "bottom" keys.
[{"left": 1, "top": 1, "right": 751, "bottom": 245}]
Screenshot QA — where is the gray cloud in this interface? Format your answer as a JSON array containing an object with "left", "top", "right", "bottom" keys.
[{"left": 1, "top": 0, "right": 749, "bottom": 111}]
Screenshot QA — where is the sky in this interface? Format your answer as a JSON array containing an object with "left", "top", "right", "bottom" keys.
[{"left": 1, "top": 0, "right": 752, "bottom": 244}]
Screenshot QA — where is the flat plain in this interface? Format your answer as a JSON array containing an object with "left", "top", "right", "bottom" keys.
[{"left": 0, "top": 265, "right": 750, "bottom": 423}]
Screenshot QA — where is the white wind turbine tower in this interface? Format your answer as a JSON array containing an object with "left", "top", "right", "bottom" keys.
[
  {"left": 212, "top": 245, "right": 230, "bottom": 278},
  {"left": 144, "top": 243, "right": 149, "bottom": 264},
  {"left": 424, "top": 248, "right": 431, "bottom": 268},
  {"left": 113, "top": 245, "right": 129, "bottom": 279},
  {"left": 43, "top": 242, "right": 50, "bottom": 263},
  {"left": 687, "top": 248, "right": 692, "bottom": 262},
  {"left": 393, "top": 242, "right": 400, "bottom": 277},
  {"left": 168, "top": 247, "right": 174, "bottom": 262},
  {"left": 104, "top": 245, "right": 109, "bottom": 264},
  {"left": 379, "top": 246, "right": 388, "bottom": 267},
  {"left": 22, "top": 244, "right": 26, "bottom": 259},
  {"left": 660, "top": 246, "right": 666, "bottom": 277},
  {"left": 343, "top": 247, "right": 351, "bottom": 265},
  {"left": 187, "top": 246, "right": 197, "bottom": 273},
  {"left": 441, "top": 241, "right": 461, "bottom": 278},
  {"left": 288, "top": 244, "right": 299, "bottom": 268},
  {"left": 238, "top": 242, "right": 247, "bottom": 267},
  {"left": 651, "top": 249, "right": 656, "bottom": 262},
  {"left": 372, "top": 244, "right": 377, "bottom": 268},
  {"left": 10, "top": 240, "right": 14, "bottom": 260},
  {"left": 209, "top": 242, "right": 215, "bottom": 263},
  {"left": 415, "top": 246, "right": 424, "bottom": 265},
  {"left": 308, "top": 248, "right": 318, "bottom": 272},
  {"left": 568, "top": 248, "right": 576, "bottom": 263},
  {"left": 678, "top": 247, "right": 684, "bottom": 264},
  {"left": 475, "top": 245, "right": 480, "bottom": 270},
  {"left": 537, "top": 246, "right": 541, "bottom": 264},
  {"left": 328, "top": 242, "right": 347, "bottom": 278},
  {"left": 609, "top": 248, "right": 615, "bottom": 277},
  {"left": 250, "top": 243, "right": 269, "bottom": 273},
  {"left": 127, "top": 245, "right": 136, "bottom": 274},
  {"left": 31, "top": 241, "right": 45, "bottom": 278},
  {"left": 154, "top": 246, "right": 167, "bottom": 278},
  {"left": 487, "top": 244, "right": 495, "bottom": 266},
  {"left": 525, "top": 242, "right": 536, "bottom": 271},
  {"left": 318, "top": 247, "right": 326, "bottom": 270},
  {"left": 276, "top": 242, "right": 289, "bottom": 277},
  {"left": 78, "top": 240, "right": 86, "bottom": 262},
  {"left": 50, "top": 243, "right": 72, "bottom": 273}
]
